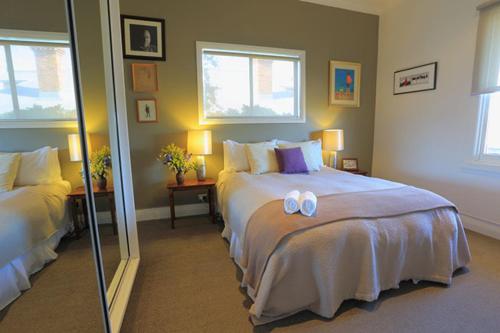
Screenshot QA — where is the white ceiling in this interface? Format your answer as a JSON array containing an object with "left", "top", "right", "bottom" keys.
[{"left": 301, "top": 0, "right": 400, "bottom": 15}]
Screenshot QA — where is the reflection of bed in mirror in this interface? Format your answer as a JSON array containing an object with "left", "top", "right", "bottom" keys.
[{"left": 0, "top": 147, "right": 72, "bottom": 310}]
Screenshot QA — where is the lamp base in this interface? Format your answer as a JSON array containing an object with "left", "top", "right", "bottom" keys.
[
  {"left": 329, "top": 151, "right": 339, "bottom": 169},
  {"left": 196, "top": 164, "right": 206, "bottom": 181},
  {"left": 196, "top": 156, "right": 206, "bottom": 181}
]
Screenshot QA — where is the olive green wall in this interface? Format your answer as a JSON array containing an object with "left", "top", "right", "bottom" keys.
[
  {"left": 0, "top": 0, "right": 108, "bottom": 188},
  {"left": 120, "top": 0, "right": 379, "bottom": 208},
  {"left": 1, "top": 0, "right": 379, "bottom": 210}
]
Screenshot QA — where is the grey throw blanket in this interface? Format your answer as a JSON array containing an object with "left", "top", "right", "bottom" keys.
[{"left": 241, "top": 186, "right": 457, "bottom": 294}]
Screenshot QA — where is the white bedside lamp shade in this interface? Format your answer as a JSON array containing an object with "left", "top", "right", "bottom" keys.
[
  {"left": 68, "top": 134, "right": 83, "bottom": 162},
  {"left": 323, "top": 129, "right": 344, "bottom": 152},
  {"left": 187, "top": 130, "right": 212, "bottom": 155},
  {"left": 323, "top": 129, "right": 344, "bottom": 169},
  {"left": 67, "top": 133, "right": 92, "bottom": 162}
]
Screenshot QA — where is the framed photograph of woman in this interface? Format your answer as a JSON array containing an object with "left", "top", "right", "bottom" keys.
[
  {"left": 121, "top": 15, "right": 166, "bottom": 61},
  {"left": 329, "top": 60, "right": 361, "bottom": 107},
  {"left": 136, "top": 99, "right": 158, "bottom": 123}
]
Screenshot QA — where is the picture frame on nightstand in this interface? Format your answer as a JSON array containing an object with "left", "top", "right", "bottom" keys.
[{"left": 341, "top": 158, "right": 359, "bottom": 171}]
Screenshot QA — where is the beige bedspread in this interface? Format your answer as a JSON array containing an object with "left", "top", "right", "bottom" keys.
[
  {"left": 242, "top": 186, "right": 457, "bottom": 294},
  {"left": 217, "top": 168, "right": 471, "bottom": 325}
]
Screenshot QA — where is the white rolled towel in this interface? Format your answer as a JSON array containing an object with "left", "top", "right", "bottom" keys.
[
  {"left": 283, "top": 190, "right": 300, "bottom": 214},
  {"left": 299, "top": 191, "right": 317, "bottom": 217}
]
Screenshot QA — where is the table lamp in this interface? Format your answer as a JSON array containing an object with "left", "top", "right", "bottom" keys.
[
  {"left": 323, "top": 129, "right": 344, "bottom": 169},
  {"left": 187, "top": 130, "right": 212, "bottom": 181},
  {"left": 68, "top": 133, "right": 92, "bottom": 184}
]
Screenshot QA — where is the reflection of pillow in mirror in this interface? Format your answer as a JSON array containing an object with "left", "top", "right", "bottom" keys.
[
  {"left": 15, "top": 146, "right": 62, "bottom": 186},
  {"left": 49, "top": 148, "right": 63, "bottom": 183},
  {"left": 278, "top": 139, "right": 323, "bottom": 171},
  {"left": 0, "top": 153, "right": 21, "bottom": 193},
  {"left": 245, "top": 142, "right": 279, "bottom": 175}
]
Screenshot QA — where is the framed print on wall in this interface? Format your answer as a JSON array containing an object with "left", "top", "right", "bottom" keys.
[
  {"left": 121, "top": 15, "right": 166, "bottom": 61},
  {"left": 329, "top": 60, "right": 361, "bottom": 107},
  {"left": 393, "top": 62, "right": 437, "bottom": 95},
  {"left": 136, "top": 99, "right": 158, "bottom": 123},
  {"left": 132, "top": 63, "right": 158, "bottom": 92}
]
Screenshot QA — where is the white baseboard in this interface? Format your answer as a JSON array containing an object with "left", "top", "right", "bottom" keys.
[
  {"left": 96, "top": 203, "right": 209, "bottom": 224},
  {"left": 460, "top": 213, "right": 500, "bottom": 240},
  {"left": 135, "top": 203, "right": 209, "bottom": 222}
]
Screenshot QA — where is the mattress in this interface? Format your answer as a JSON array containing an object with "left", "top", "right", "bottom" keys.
[{"left": 217, "top": 168, "right": 471, "bottom": 324}]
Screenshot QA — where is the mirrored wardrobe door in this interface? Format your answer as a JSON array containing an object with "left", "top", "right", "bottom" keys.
[
  {"left": 0, "top": 0, "right": 108, "bottom": 332},
  {"left": 71, "top": 0, "right": 125, "bottom": 304},
  {"left": 72, "top": 0, "right": 140, "bottom": 331}
]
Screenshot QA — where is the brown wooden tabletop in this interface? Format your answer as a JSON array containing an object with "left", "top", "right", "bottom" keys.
[
  {"left": 341, "top": 169, "right": 369, "bottom": 176},
  {"left": 167, "top": 178, "right": 216, "bottom": 190},
  {"left": 68, "top": 185, "right": 114, "bottom": 197}
]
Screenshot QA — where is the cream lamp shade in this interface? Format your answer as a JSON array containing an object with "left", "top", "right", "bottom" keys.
[
  {"left": 67, "top": 133, "right": 92, "bottom": 162},
  {"left": 68, "top": 134, "right": 83, "bottom": 162},
  {"left": 187, "top": 130, "right": 212, "bottom": 155},
  {"left": 323, "top": 129, "right": 344, "bottom": 152}
]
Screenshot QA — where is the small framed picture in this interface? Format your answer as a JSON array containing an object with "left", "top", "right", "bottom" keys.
[
  {"left": 330, "top": 60, "right": 361, "bottom": 107},
  {"left": 136, "top": 99, "right": 158, "bottom": 123},
  {"left": 132, "top": 63, "right": 158, "bottom": 92},
  {"left": 342, "top": 158, "right": 358, "bottom": 171},
  {"left": 394, "top": 62, "right": 437, "bottom": 95},
  {"left": 121, "top": 15, "right": 166, "bottom": 61}
]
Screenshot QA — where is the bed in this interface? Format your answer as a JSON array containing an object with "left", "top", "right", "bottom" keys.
[
  {"left": 0, "top": 152, "right": 72, "bottom": 310},
  {"left": 217, "top": 167, "right": 471, "bottom": 325}
]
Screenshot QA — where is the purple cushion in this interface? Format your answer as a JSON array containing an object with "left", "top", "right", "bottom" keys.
[{"left": 274, "top": 147, "right": 309, "bottom": 174}]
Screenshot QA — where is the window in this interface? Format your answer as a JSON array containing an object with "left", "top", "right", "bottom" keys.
[
  {"left": 477, "top": 93, "right": 500, "bottom": 160},
  {"left": 472, "top": 3, "right": 500, "bottom": 163},
  {"left": 0, "top": 30, "right": 77, "bottom": 128},
  {"left": 196, "top": 42, "right": 305, "bottom": 124}
]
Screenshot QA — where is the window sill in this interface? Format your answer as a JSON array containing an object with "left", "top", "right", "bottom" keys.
[
  {"left": 200, "top": 116, "right": 306, "bottom": 125},
  {"left": 462, "top": 159, "right": 500, "bottom": 175},
  {"left": 0, "top": 120, "right": 78, "bottom": 129}
]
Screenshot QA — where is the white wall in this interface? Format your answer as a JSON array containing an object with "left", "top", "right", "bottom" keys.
[{"left": 373, "top": 0, "right": 500, "bottom": 239}]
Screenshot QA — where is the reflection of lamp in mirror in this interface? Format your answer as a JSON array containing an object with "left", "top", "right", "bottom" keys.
[
  {"left": 323, "top": 129, "right": 344, "bottom": 169},
  {"left": 187, "top": 130, "right": 212, "bottom": 181},
  {"left": 68, "top": 133, "right": 92, "bottom": 182}
]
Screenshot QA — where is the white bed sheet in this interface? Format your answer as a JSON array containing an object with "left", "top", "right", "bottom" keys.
[
  {"left": 217, "top": 168, "right": 471, "bottom": 324},
  {"left": 0, "top": 181, "right": 72, "bottom": 310}
]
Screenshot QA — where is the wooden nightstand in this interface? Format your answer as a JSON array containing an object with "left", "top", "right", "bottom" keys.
[
  {"left": 167, "top": 178, "right": 216, "bottom": 229},
  {"left": 341, "top": 169, "right": 369, "bottom": 176},
  {"left": 67, "top": 185, "right": 117, "bottom": 238}
]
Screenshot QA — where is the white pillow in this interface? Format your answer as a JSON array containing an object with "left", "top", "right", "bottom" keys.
[
  {"left": 245, "top": 142, "right": 279, "bottom": 175},
  {"left": 223, "top": 139, "right": 277, "bottom": 172},
  {"left": 0, "top": 153, "right": 21, "bottom": 193},
  {"left": 223, "top": 140, "right": 250, "bottom": 172},
  {"left": 15, "top": 146, "right": 62, "bottom": 186},
  {"left": 278, "top": 139, "right": 323, "bottom": 171},
  {"left": 49, "top": 148, "right": 63, "bottom": 183}
]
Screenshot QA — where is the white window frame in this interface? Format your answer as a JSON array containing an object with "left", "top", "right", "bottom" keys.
[
  {"left": 0, "top": 29, "right": 77, "bottom": 129},
  {"left": 473, "top": 93, "right": 500, "bottom": 167},
  {"left": 196, "top": 41, "right": 306, "bottom": 125}
]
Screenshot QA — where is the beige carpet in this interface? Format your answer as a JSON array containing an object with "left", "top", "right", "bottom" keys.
[
  {"left": 0, "top": 225, "right": 121, "bottom": 332},
  {"left": 121, "top": 217, "right": 500, "bottom": 333}
]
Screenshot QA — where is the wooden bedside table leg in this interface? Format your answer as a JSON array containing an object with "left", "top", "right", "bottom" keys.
[
  {"left": 108, "top": 193, "right": 118, "bottom": 235},
  {"left": 169, "top": 189, "right": 176, "bottom": 229},
  {"left": 208, "top": 187, "right": 216, "bottom": 224},
  {"left": 69, "top": 197, "right": 81, "bottom": 238}
]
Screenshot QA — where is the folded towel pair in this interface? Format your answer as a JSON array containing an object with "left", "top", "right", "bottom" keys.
[{"left": 283, "top": 190, "right": 317, "bottom": 217}]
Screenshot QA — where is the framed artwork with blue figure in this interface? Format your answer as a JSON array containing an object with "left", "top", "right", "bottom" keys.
[{"left": 329, "top": 60, "right": 361, "bottom": 107}]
